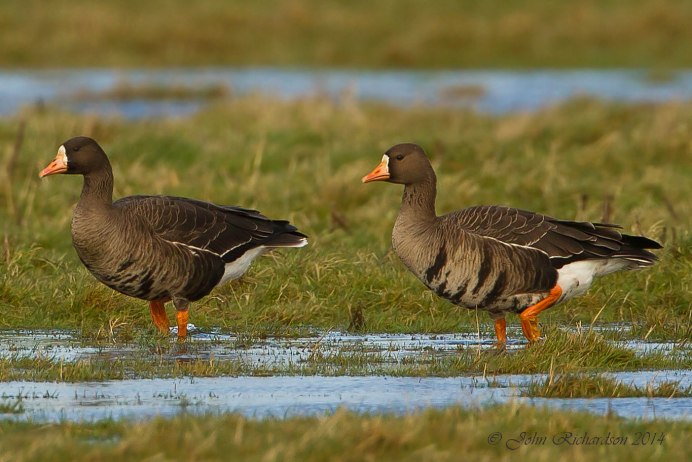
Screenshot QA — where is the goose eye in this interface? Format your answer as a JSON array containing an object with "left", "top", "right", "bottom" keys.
[
  {"left": 73, "top": 147, "right": 80, "bottom": 152},
  {"left": 396, "top": 155, "right": 404, "bottom": 160}
]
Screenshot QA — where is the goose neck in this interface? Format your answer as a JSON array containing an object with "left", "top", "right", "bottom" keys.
[
  {"left": 400, "top": 177, "right": 437, "bottom": 223},
  {"left": 79, "top": 167, "right": 114, "bottom": 209}
]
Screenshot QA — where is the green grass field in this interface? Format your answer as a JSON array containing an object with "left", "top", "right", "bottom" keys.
[
  {"left": 0, "top": 405, "right": 689, "bottom": 461},
  {"left": 0, "top": 96, "right": 689, "bottom": 352},
  {"left": 1, "top": 0, "right": 692, "bottom": 68}
]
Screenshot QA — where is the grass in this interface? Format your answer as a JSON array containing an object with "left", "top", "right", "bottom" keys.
[
  {"left": 525, "top": 373, "right": 692, "bottom": 398},
  {"left": 0, "top": 404, "right": 689, "bottom": 461},
  {"left": 73, "top": 81, "right": 231, "bottom": 101},
  {"left": 1, "top": 97, "right": 689, "bottom": 336},
  {"left": 0, "top": 397, "right": 24, "bottom": 414},
  {"left": 1, "top": 0, "right": 692, "bottom": 68}
]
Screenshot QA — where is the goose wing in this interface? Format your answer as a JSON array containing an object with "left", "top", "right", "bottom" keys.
[
  {"left": 113, "top": 195, "right": 305, "bottom": 262},
  {"left": 450, "top": 206, "right": 659, "bottom": 267}
]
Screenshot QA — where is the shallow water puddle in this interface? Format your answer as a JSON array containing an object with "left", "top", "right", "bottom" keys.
[
  {"left": 2, "top": 69, "right": 692, "bottom": 118},
  {"left": 177, "top": 329, "right": 528, "bottom": 366},
  {"left": 0, "top": 329, "right": 94, "bottom": 362},
  {"left": 0, "top": 328, "right": 682, "bottom": 366},
  {"left": 1, "top": 372, "right": 690, "bottom": 423},
  {"left": 0, "top": 328, "right": 528, "bottom": 367},
  {"left": 0, "top": 330, "right": 689, "bottom": 422}
]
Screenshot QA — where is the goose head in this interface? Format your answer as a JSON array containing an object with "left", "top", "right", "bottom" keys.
[
  {"left": 40, "top": 136, "right": 110, "bottom": 178},
  {"left": 362, "top": 143, "right": 434, "bottom": 186}
]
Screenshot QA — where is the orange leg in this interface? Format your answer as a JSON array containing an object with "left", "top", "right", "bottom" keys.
[
  {"left": 176, "top": 310, "right": 189, "bottom": 341},
  {"left": 519, "top": 285, "right": 563, "bottom": 343},
  {"left": 149, "top": 300, "right": 170, "bottom": 335},
  {"left": 494, "top": 318, "right": 507, "bottom": 349}
]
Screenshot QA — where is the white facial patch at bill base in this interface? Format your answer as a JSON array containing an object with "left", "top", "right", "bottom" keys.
[
  {"left": 381, "top": 154, "right": 390, "bottom": 172},
  {"left": 58, "top": 145, "right": 68, "bottom": 165}
]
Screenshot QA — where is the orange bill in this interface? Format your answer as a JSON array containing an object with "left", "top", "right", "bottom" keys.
[
  {"left": 39, "top": 146, "right": 68, "bottom": 178},
  {"left": 361, "top": 155, "right": 390, "bottom": 183}
]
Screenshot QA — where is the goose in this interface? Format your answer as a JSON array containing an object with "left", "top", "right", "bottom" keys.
[
  {"left": 40, "top": 136, "right": 307, "bottom": 340},
  {"left": 362, "top": 143, "right": 661, "bottom": 347}
]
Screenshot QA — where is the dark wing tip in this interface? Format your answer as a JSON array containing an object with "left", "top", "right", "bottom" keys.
[{"left": 621, "top": 234, "right": 663, "bottom": 250}]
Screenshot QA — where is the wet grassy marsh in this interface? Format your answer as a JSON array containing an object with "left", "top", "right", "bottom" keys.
[
  {"left": 0, "top": 328, "right": 689, "bottom": 382},
  {"left": 0, "top": 96, "right": 689, "bottom": 456},
  {"left": 1, "top": 1, "right": 690, "bottom": 456},
  {"left": 0, "top": 97, "right": 688, "bottom": 417}
]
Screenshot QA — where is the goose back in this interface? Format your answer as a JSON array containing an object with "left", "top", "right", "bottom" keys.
[
  {"left": 448, "top": 206, "right": 660, "bottom": 268},
  {"left": 113, "top": 195, "right": 306, "bottom": 262}
]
